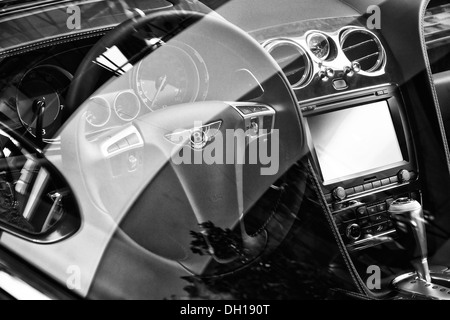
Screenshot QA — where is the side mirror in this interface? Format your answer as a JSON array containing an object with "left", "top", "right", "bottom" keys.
[{"left": 0, "top": 128, "right": 80, "bottom": 243}]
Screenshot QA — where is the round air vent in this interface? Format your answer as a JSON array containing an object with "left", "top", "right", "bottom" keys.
[
  {"left": 264, "top": 39, "right": 313, "bottom": 89},
  {"left": 340, "top": 28, "right": 385, "bottom": 72}
]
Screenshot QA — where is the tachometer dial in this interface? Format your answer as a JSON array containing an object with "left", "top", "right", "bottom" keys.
[
  {"left": 135, "top": 42, "right": 209, "bottom": 111},
  {"left": 307, "top": 33, "right": 330, "bottom": 60},
  {"left": 16, "top": 65, "right": 72, "bottom": 140}
]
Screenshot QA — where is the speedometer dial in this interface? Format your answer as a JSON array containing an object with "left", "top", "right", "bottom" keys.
[
  {"left": 135, "top": 42, "right": 209, "bottom": 111},
  {"left": 16, "top": 65, "right": 71, "bottom": 140}
]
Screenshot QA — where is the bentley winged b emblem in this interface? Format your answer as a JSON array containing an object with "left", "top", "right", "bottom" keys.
[{"left": 164, "top": 121, "right": 222, "bottom": 150}]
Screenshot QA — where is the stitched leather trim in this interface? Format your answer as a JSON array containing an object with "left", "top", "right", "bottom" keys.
[
  {"left": 419, "top": 0, "right": 450, "bottom": 172},
  {"left": 0, "top": 27, "right": 114, "bottom": 59},
  {"left": 307, "top": 159, "right": 368, "bottom": 295}
]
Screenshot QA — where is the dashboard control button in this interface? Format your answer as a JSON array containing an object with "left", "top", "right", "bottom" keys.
[
  {"left": 332, "top": 79, "right": 348, "bottom": 90},
  {"left": 107, "top": 144, "right": 120, "bottom": 153},
  {"left": 358, "top": 217, "right": 370, "bottom": 227},
  {"left": 376, "top": 203, "right": 387, "bottom": 212},
  {"left": 345, "top": 187, "right": 354, "bottom": 196},
  {"left": 367, "top": 206, "right": 377, "bottom": 215},
  {"left": 390, "top": 176, "right": 398, "bottom": 183},
  {"left": 127, "top": 153, "right": 139, "bottom": 172},
  {"left": 381, "top": 178, "right": 390, "bottom": 186},
  {"left": 373, "top": 222, "right": 389, "bottom": 233},
  {"left": 126, "top": 133, "right": 140, "bottom": 146},
  {"left": 354, "top": 185, "right": 364, "bottom": 193},
  {"left": 369, "top": 214, "right": 385, "bottom": 223},
  {"left": 332, "top": 186, "right": 346, "bottom": 200},
  {"left": 346, "top": 223, "right": 361, "bottom": 241},
  {"left": 117, "top": 138, "right": 129, "bottom": 149},
  {"left": 397, "top": 169, "right": 411, "bottom": 183},
  {"left": 372, "top": 180, "right": 381, "bottom": 188},
  {"left": 356, "top": 206, "right": 367, "bottom": 217},
  {"left": 363, "top": 183, "right": 372, "bottom": 191},
  {"left": 362, "top": 226, "right": 374, "bottom": 235}
]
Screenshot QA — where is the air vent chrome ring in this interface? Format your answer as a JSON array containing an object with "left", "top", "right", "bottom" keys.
[
  {"left": 264, "top": 39, "right": 313, "bottom": 89},
  {"left": 340, "top": 28, "right": 386, "bottom": 73}
]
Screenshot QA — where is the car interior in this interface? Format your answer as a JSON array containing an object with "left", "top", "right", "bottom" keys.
[{"left": 0, "top": 0, "right": 449, "bottom": 300}]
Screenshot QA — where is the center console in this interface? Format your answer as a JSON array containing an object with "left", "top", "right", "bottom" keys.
[{"left": 301, "top": 84, "right": 421, "bottom": 251}]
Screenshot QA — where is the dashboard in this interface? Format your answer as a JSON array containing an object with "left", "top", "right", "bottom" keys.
[
  {"left": 0, "top": 8, "right": 418, "bottom": 249},
  {"left": 0, "top": 18, "right": 395, "bottom": 140},
  {"left": 236, "top": 13, "right": 422, "bottom": 253}
]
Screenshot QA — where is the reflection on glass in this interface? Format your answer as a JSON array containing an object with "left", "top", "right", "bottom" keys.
[{"left": 0, "top": 130, "right": 67, "bottom": 234}]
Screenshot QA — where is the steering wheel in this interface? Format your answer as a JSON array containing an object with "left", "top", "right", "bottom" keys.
[{"left": 64, "top": 10, "right": 309, "bottom": 275}]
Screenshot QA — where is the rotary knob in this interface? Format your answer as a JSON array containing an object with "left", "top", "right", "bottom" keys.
[
  {"left": 346, "top": 223, "right": 361, "bottom": 241},
  {"left": 343, "top": 66, "right": 354, "bottom": 77},
  {"left": 318, "top": 70, "right": 329, "bottom": 82},
  {"left": 332, "top": 186, "right": 346, "bottom": 201},
  {"left": 325, "top": 68, "right": 335, "bottom": 78},
  {"left": 351, "top": 61, "right": 361, "bottom": 73},
  {"left": 397, "top": 169, "right": 411, "bottom": 183}
]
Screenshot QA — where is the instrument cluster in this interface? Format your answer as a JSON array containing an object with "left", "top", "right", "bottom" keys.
[{"left": 84, "top": 40, "right": 210, "bottom": 134}]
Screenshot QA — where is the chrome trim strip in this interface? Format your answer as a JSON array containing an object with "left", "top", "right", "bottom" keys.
[
  {"left": 426, "top": 35, "right": 450, "bottom": 47},
  {"left": 339, "top": 27, "right": 386, "bottom": 74},
  {"left": 22, "top": 169, "right": 50, "bottom": 220},
  {"left": 0, "top": 269, "right": 51, "bottom": 300},
  {"left": 347, "top": 229, "right": 396, "bottom": 251},
  {"left": 299, "top": 82, "right": 396, "bottom": 105},
  {"left": 263, "top": 38, "right": 313, "bottom": 89}
]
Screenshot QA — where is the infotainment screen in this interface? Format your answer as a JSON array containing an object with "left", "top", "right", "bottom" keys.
[{"left": 307, "top": 101, "right": 404, "bottom": 183}]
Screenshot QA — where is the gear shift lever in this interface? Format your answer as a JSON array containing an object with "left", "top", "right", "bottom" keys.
[{"left": 388, "top": 198, "right": 431, "bottom": 283}]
